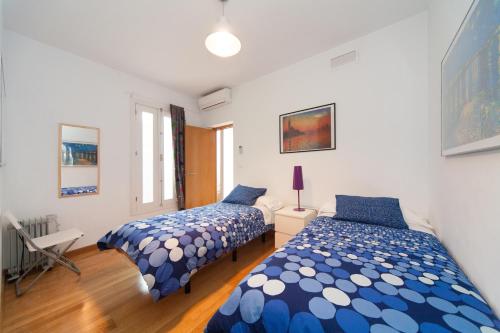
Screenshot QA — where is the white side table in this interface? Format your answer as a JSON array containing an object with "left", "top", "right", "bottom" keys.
[{"left": 274, "top": 206, "right": 317, "bottom": 248}]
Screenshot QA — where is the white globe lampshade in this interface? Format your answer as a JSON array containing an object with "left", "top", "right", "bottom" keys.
[
  {"left": 205, "top": 31, "right": 241, "bottom": 58},
  {"left": 205, "top": 16, "right": 241, "bottom": 58}
]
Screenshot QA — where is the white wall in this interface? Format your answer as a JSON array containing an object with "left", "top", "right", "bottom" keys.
[
  {"left": 428, "top": 0, "right": 500, "bottom": 314},
  {"left": 61, "top": 168, "right": 98, "bottom": 188},
  {"left": 201, "top": 13, "right": 429, "bottom": 216},
  {"left": 2, "top": 30, "right": 201, "bottom": 252}
]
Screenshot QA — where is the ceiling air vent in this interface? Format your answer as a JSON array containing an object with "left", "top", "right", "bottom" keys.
[{"left": 330, "top": 50, "right": 357, "bottom": 69}]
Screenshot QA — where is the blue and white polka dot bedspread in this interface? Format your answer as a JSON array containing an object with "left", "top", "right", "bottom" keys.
[
  {"left": 206, "top": 216, "right": 499, "bottom": 333},
  {"left": 97, "top": 203, "right": 271, "bottom": 302}
]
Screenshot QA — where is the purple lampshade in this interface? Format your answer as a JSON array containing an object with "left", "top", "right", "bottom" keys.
[{"left": 292, "top": 166, "right": 304, "bottom": 190}]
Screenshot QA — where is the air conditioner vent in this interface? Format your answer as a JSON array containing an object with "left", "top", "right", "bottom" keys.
[
  {"left": 198, "top": 88, "right": 232, "bottom": 111},
  {"left": 330, "top": 50, "right": 357, "bottom": 69}
]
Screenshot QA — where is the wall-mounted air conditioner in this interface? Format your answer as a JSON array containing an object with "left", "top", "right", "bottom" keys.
[{"left": 198, "top": 88, "right": 231, "bottom": 111}]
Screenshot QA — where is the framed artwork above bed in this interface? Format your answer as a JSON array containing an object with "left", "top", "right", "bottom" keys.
[
  {"left": 279, "top": 103, "right": 336, "bottom": 154},
  {"left": 441, "top": 0, "right": 500, "bottom": 156}
]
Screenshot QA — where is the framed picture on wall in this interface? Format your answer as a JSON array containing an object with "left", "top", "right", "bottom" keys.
[
  {"left": 279, "top": 103, "right": 336, "bottom": 154},
  {"left": 441, "top": 0, "right": 500, "bottom": 156}
]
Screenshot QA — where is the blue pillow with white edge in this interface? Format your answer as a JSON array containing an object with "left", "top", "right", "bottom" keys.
[
  {"left": 222, "top": 184, "right": 267, "bottom": 206},
  {"left": 334, "top": 194, "right": 408, "bottom": 229}
]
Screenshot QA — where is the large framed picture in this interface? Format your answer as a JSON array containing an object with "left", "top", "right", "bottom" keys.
[
  {"left": 441, "top": 0, "right": 500, "bottom": 156},
  {"left": 279, "top": 103, "right": 336, "bottom": 154}
]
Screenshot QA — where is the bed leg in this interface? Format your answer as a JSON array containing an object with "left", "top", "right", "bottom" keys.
[
  {"left": 184, "top": 281, "right": 191, "bottom": 294},
  {"left": 232, "top": 249, "right": 237, "bottom": 262},
  {"left": 261, "top": 233, "right": 266, "bottom": 243}
]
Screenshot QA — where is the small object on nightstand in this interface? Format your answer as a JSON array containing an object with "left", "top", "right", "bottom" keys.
[{"left": 274, "top": 206, "right": 317, "bottom": 248}]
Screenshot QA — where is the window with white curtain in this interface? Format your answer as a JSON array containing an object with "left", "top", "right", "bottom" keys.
[
  {"left": 132, "top": 102, "right": 176, "bottom": 214},
  {"left": 216, "top": 126, "right": 234, "bottom": 201}
]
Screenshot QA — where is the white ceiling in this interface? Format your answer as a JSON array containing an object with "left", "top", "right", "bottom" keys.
[{"left": 3, "top": 0, "right": 427, "bottom": 97}]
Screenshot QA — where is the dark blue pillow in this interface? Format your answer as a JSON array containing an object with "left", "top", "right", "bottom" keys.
[
  {"left": 334, "top": 195, "right": 408, "bottom": 229},
  {"left": 222, "top": 185, "right": 267, "bottom": 206}
]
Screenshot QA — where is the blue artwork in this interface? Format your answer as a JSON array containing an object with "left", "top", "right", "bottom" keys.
[
  {"left": 442, "top": 0, "right": 500, "bottom": 156},
  {"left": 206, "top": 217, "right": 499, "bottom": 332},
  {"left": 97, "top": 203, "right": 272, "bottom": 302},
  {"left": 61, "top": 141, "right": 98, "bottom": 166}
]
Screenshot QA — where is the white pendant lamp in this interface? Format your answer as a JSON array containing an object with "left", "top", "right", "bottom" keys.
[{"left": 205, "top": 0, "right": 241, "bottom": 58}]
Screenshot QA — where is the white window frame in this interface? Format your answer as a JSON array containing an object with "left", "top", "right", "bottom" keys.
[
  {"left": 130, "top": 97, "right": 176, "bottom": 215},
  {"left": 216, "top": 125, "right": 234, "bottom": 201}
]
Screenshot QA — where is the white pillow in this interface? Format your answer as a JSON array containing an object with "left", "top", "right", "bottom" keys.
[
  {"left": 401, "top": 206, "right": 435, "bottom": 235},
  {"left": 252, "top": 204, "right": 274, "bottom": 225},
  {"left": 318, "top": 198, "right": 336, "bottom": 217},
  {"left": 255, "top": 196, "right": 284, "bottom": 212}
]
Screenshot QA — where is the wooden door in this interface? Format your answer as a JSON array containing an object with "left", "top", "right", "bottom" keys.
[{"left": 185, "top": 126, "right": 217, "bottom": 209}]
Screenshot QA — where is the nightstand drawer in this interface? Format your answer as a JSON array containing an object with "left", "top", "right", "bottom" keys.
[
  {"left": 275, "top": 232, "right": 294, "bottom": 248},
  {"left": 275, "top": 215, "right": 309, "bottom": 235},
  {"left": 273, "top": 206, "right": 317, "bottom": 249}
]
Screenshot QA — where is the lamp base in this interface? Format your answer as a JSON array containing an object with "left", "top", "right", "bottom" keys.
[{"left": 294, "top": 189, "right": 305, "bottom": 212}]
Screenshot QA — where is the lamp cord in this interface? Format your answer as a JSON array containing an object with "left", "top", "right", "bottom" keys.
[{"left": 221, "top": 0, "right": 227, "bottom": 17}]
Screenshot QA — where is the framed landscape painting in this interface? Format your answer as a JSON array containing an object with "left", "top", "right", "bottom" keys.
[
  {"left": 279, "top": 103, "right": 336, "bottom": 154},
  {"left": 441, "top": 0, "right": 500, "bottom": 156}
]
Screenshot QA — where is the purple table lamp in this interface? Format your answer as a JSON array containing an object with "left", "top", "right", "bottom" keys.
[{"left": 293, "top": 166, "right": 305, "bottom": 211}]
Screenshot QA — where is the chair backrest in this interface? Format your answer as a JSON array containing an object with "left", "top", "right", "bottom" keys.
[
  {"left": 5, "top": 211, "right": 24, "bottom": 231},
  {"left": 5, "top": 211, "right": 41, "bottom": 251}
]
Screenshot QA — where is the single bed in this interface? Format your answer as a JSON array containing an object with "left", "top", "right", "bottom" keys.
[
  {"left": 206, "top": 216, "right": 499, "bottom": 333},
  {"left": 97, "top": 202, "right": 273, "bottom": 302}
]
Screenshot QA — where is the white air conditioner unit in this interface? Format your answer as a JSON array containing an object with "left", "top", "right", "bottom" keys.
[{"left": 198, "top": 88, "right": 231, "bottom": 111}]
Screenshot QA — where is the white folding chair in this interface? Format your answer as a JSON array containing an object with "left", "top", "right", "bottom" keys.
[{"left": 5, "top": 211, "right": 84, "bottom": 296}]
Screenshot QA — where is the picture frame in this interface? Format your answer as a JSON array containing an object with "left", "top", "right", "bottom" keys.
[
  {"left": 279, "top": 103, "right": 336, "bottom": 154},
  {"left": 441, "top": 0, "right": 500, "bottom": 156}
]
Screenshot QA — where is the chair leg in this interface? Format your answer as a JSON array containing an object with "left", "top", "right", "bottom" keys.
[
  {"left": 15, "top": 260, "right": 51, "bottom": 297},
  {"left": 54, "top": 255, "right": 81, "bottom": 274},
  {"left": 40, "top": 240, "right": 81, "bottom": 275},
  {"left": 56, "top": 253, "right": 81, "bottom": 274},
  {"left": 15, "top": 240, "right": 82, "bottom": 296}
]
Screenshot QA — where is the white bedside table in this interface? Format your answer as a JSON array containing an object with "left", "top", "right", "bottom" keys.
[{"left": 274, "top": 206, "right": 317, "bottom": 248}]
